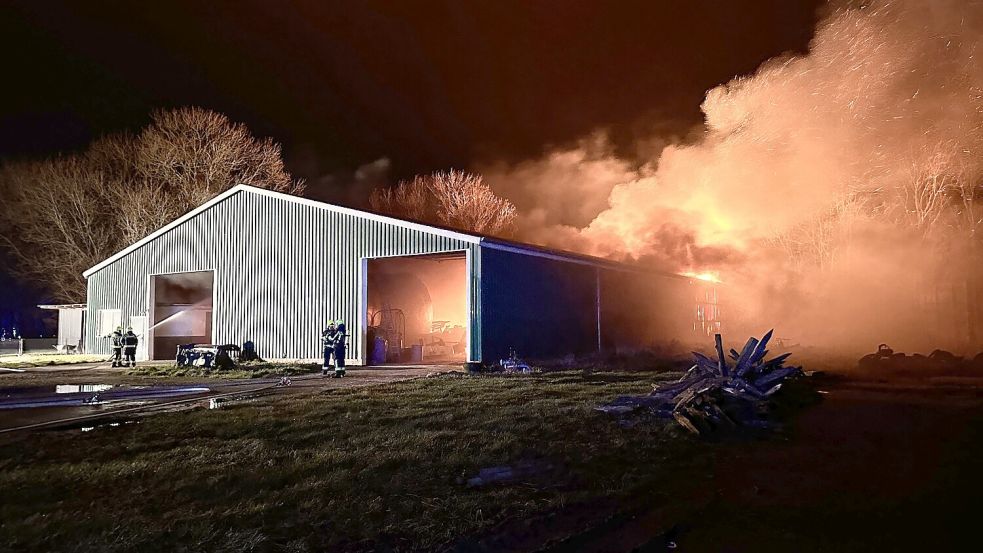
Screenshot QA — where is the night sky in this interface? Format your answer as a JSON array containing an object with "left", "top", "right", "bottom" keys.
[{"left": 0, "top": 0, "right": 822, "bottom": 333}]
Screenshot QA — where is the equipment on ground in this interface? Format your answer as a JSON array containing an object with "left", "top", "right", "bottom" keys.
[
  {"left": 176, "top": 344, "right": 241, "bottom": 370},
  {"left": 369, "top": 307, "right": 405, "bottom": 363}
]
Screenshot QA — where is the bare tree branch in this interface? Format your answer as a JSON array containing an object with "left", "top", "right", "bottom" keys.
[
  {"left": 0, "top": 107, "right": 304, "bottom": 302},
  {"left": 369, "top": 169, "right": 517, "bottom": 236}
]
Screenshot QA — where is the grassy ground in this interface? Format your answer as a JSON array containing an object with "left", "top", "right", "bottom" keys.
[
  {"left": 0, "top": 369, "right": 713, "bottom": 552},
  {"left": 5, "top": 360, "right": 980, "bottom": 552},
  {"left": 0, "top": 353, "right": 105, "bottom": 369},
  {"left": 635, "top": 381, "right": 983, "bottom": 553},
  {"left": 124, "top": 361, "right": 323, "bottom": 379}
]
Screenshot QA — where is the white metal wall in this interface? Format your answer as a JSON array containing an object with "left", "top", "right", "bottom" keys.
[
  {"left": 58, "top": 308, "right": 84, "bottom": 348},
  {"left": 85, "top": 189, "right": 482, "bottom": 363}
]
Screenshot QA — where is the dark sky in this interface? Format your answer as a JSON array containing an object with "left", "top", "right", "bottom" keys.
[
  {"left": 0, "top": 0, "right": 822, "bottom": 324},
  {"left": 1, "top": 0, "right": 822, "bottom": 182}
]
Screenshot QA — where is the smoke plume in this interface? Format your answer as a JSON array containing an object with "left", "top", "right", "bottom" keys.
[{"left": 482, "top": 0, "right": 983, "bottom": 353}]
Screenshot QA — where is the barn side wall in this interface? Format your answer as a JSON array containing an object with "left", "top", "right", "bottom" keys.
[
  {"left": 478, "top": 245, "right": 711, "bottom": 363},
  {"left": 599, "top": 269, "right": 707, "bottom": 351},
  {"left": 479, "top": 246, "right": 600, "bottom": 363},
  {"left": 85, "top": 189, "right": 481, "bottom": 362}
]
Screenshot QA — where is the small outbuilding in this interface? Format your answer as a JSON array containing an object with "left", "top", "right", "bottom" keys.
[
  {"left": 37, "top": 303, "right": 86, "bottom": 353},
  {"left": 83, "top": 185, "right": 714, "bottom": 365}
]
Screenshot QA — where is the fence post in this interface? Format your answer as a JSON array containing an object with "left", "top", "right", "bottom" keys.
[{"left": 18, "top": 338, "right": 23, "bottom": 356}]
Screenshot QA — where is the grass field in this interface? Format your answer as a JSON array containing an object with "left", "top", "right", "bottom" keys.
[
  {"left": 0, "top": 353, "right": 105, "bottom": 369},
  {"left": 125, "top": 361, "right": 324, "bottom": 379},
  {"left": 0, "top": 369, "right": 719, "bottom": 552}
]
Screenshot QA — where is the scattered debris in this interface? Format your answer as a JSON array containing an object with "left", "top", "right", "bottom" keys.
[
  {"left": 859, "top": 344, "right": 983, "bottom": 374},
  {"left": 175, "top": 344, "right": 241, "bottom": 370},
  {"left": 276, "top": 377, "right": 292, "bottom": 387},
  {"left": 499, "top": 349, "right": 532, "bottom": 373},
  {"left": 597, "top": 331, "right": 805, "bottom": 436},
  {"left": 79, "top": 420, "right": 136, "bottom": 432},
  {"left": 464, "top": 459, "right": 557, "bottom": 488},
  {"left": 426, "top": 370, "right": 466, "bottom": 378},
  {"left": 82, "top": 394, "right": 101, "bottom": 404}
]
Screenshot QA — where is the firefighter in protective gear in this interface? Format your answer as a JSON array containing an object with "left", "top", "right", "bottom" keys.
[
  {"left": 122, "top": 327, "right": 139, "bottom": 368},
  {"left": 333, "top": 320, "right": 347, "bottom": 378},
  {"left": 321, "top": 322, "right": 338, "bottom": 376},
  {"left": 109, "top": 327, "right": 124, "bottom": 367}
]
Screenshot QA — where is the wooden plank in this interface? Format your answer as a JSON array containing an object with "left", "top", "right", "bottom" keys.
[
  {"left": 734, "top": 337, "right": 760, "bottom": 377},
  {"left": 715, "top": 333, "right": 728, "bottom": 377},
  {"left": 748, "top": 329, "right": 774, "bottom": 366},
  {"left": 753, "top": 366, "right": 800, "bottom": 389},
  {"left": 691, "top": 351, "right": 719, "bottom": 374},
  {"left": 759, "top": 352, "right": 792, "bottom": 370}
]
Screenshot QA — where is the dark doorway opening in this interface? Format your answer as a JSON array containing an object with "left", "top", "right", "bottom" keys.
[{"left": 150, "top": 271, "right": 214, "bottom": 360}]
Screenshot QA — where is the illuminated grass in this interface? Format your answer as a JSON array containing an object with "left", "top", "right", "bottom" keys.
[
  {"left": 0, "top": 353, "right": 105, "bottom": 369},
  {"left": 125, "top": 361, "right": 322, "bottom": 379},
  {"left": 0, "top": 370, "right": 699, "bottom": 552}
]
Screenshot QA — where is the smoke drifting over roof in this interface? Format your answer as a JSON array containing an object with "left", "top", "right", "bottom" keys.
[{"left": 485, "top": 0, "right": 983, "bottom": 353}]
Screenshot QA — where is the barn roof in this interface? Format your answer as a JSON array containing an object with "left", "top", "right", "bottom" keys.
[{"left": 83, "top": 184, "right": 663, "bottom": 278}]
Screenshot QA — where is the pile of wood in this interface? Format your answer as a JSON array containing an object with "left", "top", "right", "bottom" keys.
[{"left": 597, "top": 330, "right": 803, "bottom": 435}]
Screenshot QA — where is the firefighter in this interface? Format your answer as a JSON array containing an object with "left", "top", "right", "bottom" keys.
[
  {"left": 333, "top": 320, "right": 347, "bottom": 378},
  {"left": 321, "top": 321, "right": 337, "bottom": 376},
  {"left": 122, "top": 327, "right": 139, "bottom": 368},
  {"left": 109, "top": 326, "right": 123, "bottom": 367}
]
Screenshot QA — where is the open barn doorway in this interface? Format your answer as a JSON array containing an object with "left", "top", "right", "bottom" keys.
[
  {"left": 148, "top": 271, "right": 214, "bottom": 360},
  {"left": 366, "top": 253, "right": 468, "bottom": 365}
]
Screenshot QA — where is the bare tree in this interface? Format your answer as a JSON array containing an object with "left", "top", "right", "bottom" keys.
[
  {"left": 369, "top": 176, "right": 428, "bottom": 221},
  {"left": 895, "top": 145, "right": 963, "bottom": 238},
  {"left": 947, "top": 169, "right": 983, "bottom": 243},
  {"left": 119, "top": 108, "right": 303, "bottom": 244},
  {"left": 369, "top": 169, "right": 517, "bottom": 236},
  {"left": 428, "top": 170, "right": 517, "bottom": 235},
  {"left": 0, "top": 156, "right": 117, "bottom": 302},
  {"left": 768, "top": 192, "right": 875, "bottom": 272},
  {"left": 0, "top": 107, "right": 303, "bottom": 301}
]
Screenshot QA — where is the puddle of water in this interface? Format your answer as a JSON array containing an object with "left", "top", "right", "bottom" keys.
[{"left": 0, "top": 384, "right": 211, "bottom": 409}]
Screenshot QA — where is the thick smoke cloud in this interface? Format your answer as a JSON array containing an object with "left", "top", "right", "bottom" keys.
[{"left": 482, "top": 0, "right": 983, "bottom": 353}]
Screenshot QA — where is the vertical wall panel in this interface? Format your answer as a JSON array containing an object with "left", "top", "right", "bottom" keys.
[{"left": 85, "top": 189, "right": 482, "bottom": 363}]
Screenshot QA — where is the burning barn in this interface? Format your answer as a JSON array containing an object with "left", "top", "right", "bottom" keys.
[{"left": 83, "top": 185, "right": 713, "bottom": 366}]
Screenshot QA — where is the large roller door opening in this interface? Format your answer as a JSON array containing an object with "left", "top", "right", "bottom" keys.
[
  {"left": 367, "top": 253, "right": 467, "bottom": 365},
  {"left": 150, "top": 271, "right": 214, "bottom": 360}
]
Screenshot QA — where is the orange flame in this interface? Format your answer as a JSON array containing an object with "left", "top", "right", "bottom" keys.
[{"left": 680, "top": 271, "right": 722, "bottom": 284}]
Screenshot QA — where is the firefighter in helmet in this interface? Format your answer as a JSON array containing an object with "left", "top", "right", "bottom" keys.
[
  {"left": 333, "top": 320, "right": 347, "bottom": 378},
  {"left": 321, "top": 321, "right": 337, "bottom": 377},
  {"left": 122, "top": 327, "right": 139, "bottom": 368},
  {"left": 109, "top": 326, "right": 124, "bottom": 367}
]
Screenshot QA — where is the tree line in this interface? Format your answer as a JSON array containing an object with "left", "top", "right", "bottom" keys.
[{"left": 0, "top": 107, "right": 516, "bottom": 302}]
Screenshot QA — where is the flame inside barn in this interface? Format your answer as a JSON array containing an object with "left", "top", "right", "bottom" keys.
[{"left": 83, "top": 185, "right": 714, "bottom": 365}]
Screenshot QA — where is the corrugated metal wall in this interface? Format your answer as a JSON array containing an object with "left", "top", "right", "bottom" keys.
[
  {"left": 85, "top": 189, "right": 482, "bottom": 362},
  {"left": 480, "top": 246, "right": 600, "bottom": 362},
  {"left": 480, "top": 244, "right": 705, "bottom": 361},
  {"left": 57, "top": 308, "right": 85, "bottom": 348}
]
